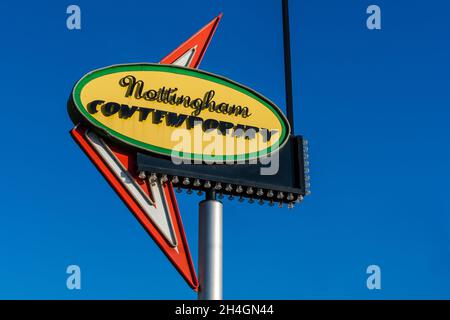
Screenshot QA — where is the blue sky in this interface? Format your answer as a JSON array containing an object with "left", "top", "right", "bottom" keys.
[{"left": 0, "top": 0, "right": 449, "bottom": 299}]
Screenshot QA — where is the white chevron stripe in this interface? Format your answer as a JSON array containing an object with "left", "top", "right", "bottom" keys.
[
  {"left": 85, "top": 130, "right": 178, "bottom": 248},
  {"left": 172, "top": 47, "right": 197, "bottom": 67}
]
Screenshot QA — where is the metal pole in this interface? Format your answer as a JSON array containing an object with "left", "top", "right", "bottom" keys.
[
  {"left": 282, "top": 0, "right": 295, "bottom": 133},
  {"left": 198, "top": 191, "right": 223, "bottom": 300}
]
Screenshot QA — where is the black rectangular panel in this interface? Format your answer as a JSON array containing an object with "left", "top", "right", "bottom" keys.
[{"left": 136, "top": 135, "right": 309, "bottom": 206}]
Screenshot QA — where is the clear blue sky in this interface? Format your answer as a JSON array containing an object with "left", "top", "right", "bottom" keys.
[{"left": 0, "top": 0, "right": 449, "bottom": 299}]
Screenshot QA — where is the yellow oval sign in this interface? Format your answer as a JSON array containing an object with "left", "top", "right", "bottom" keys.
[{"left": 69, "top": 63, "right": 290, "bottom": 161}]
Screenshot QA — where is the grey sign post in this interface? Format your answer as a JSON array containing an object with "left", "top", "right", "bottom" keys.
[{"left": 198, "top": 191, "right": 223, "bottom": 300}]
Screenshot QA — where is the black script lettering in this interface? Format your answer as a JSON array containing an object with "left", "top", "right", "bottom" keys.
[
  {"left": 156, "top": 87, "right": 164, "bottom": 103},
  {"left": 182, "top": 96, "right": 192, "bottom": 108},
  {"left": 166, "top": 112, "right": 188, "bottom": 127},
  {"left": 143, "top": 89, "right": 158, "bottom": 101},
  {"left": 119, "top": 75, "right": 144, "bottom": 99},
  {"left": 203, "top": 90, "right": 216, "bottom": 113},
  {"left": 139, "top": 107, "right": 154, "bottom": 121},
  {"left": 186, "top": 116, "right": 203, "bottom": 130},
  {"left": 167, "top": 88, "right": 178, "bottom": 105},
  {"left": 152, "top": 110, "right": 167, "bottom": 124},
  {"left": 190, "top": 98, "right": 203, "bottom": 116},
  {"left": 101, "top": 102, "right": 121, "bottom": 117},
  {"left": 87, "top": 100, "right": 104, "bottom": 114},
  {"left": 219, "top": 103, "right": 229, "bottom": 114},
  {"left": 119, "top": 104, "right": 138, "bottom": 119},
  {"left": 119, "top": 76, "right": 253, "bottom": 119},
  {"left": 229, "top": 105, "right": 251, "bottom": 118},
  {"left": 202, "top": 119, "right": 220, "bottom": 132}
]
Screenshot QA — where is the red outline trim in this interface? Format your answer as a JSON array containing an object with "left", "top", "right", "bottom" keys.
[{"left": 71, "top": 126, "right": 198, "bottom": 290}]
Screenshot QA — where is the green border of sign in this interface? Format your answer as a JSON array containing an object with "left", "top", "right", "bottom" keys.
[{"left": 70, "top": 63, "right": 290, "bottom": 161}]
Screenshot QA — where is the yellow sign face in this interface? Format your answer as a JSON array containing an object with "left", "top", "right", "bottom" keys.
[{"left": 69, "top": 63, "right": 290, "bottom": 161}]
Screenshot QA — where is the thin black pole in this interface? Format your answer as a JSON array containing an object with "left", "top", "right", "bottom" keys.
[{"left": 282, "top": 0, "right": 294, "bottom": 134}]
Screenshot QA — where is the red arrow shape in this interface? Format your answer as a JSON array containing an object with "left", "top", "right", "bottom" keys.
[
  {"left": 70, "top": 14, "right": 222, "bottom": 291},
  {"left": 161, "top": 14, "right": 222, "bottom": 67},
  {"left": 71, "top": 127, "right": 198, "bottom": 288}
]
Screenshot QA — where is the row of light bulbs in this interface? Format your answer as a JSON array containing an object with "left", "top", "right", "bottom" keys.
[
  {"left": 138, "top": 171, "right": 303, "bottom": 209},
  {"left": 303, "top": 139, "right": 311, "bottom": 196}
]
